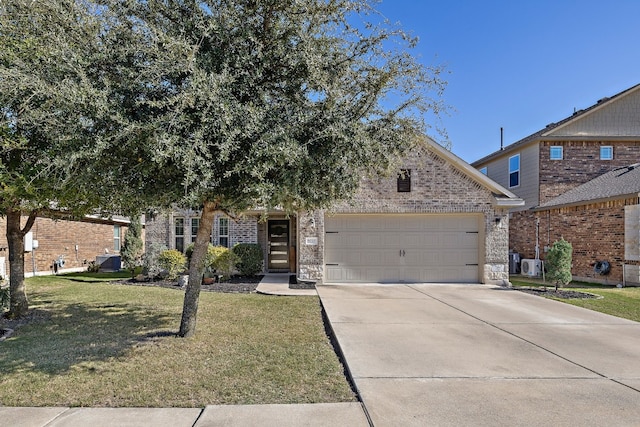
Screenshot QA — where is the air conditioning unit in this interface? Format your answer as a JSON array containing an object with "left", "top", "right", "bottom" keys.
[{"left": 521, "top": 259, "right": 542, "bottom": 277}]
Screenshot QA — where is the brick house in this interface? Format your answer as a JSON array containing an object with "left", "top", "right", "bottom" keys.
[
  {"left": 0, "top": 215, "right": 133, "bottom": 279},
  {"left": 146, "top": 137, "right": 523, "bottom": 285},
  {"left": 471, "top": 84, "right": 640, "bottom": 285}
]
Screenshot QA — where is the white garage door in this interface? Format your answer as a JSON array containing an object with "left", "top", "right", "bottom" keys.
[{"left": 324, "top": 214, "right": 481, "bottom": 283}]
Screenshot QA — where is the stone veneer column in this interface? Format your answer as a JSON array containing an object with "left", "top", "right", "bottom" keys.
[
  {"left": 297, "top": 210, "right": 325, "bottom": 282},
  {"left": 483, "top": 208, "right": 510, "bottom": 286}
]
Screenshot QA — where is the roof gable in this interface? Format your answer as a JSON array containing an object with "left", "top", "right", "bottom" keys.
[
  {"left": 472, "top": 83, "right": 640, "bottom": 166},
  {"left": 545, "top": 85, "right": 640, "bottom": 138},
  {"left": 422, "top": 137, "right": 523, "bottom": 207}
]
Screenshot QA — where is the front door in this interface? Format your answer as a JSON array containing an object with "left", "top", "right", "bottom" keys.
[{"left": 268, "top": 220, "right": 289, "bottom": 271}]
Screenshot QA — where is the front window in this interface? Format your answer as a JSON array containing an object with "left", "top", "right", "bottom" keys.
[
  {"left": 218, "top": 217, "right": 229, "bottom": 247},
  {"left": 509, "top": 154, "right": 520, "bottom": 188},
  {"left": 550, "top": 146, "right": 563, "bottom": 160},
  {"left": 600, "top": 146, "right": 613, "bottom": 160},
  {"left": 191, "top": 218, "right": 200, "bottom": 243},
  {"left": 175, "top": 218, "right": 185, "bottom": 252},
  {"left": 113, "top": 225, "right": 121, "bottom": 252}
]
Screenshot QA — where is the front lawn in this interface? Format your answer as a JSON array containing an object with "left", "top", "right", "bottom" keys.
[
  {"left": 0, "top": 273, "right": 355, "bottom": 407},
  {"left": 511, "top": 277, "right": 640, "bottom": 322}
]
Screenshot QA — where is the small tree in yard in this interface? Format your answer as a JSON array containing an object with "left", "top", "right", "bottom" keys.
[
  {"left": 546, "top": 238, "right": 573, "bottom": 291},
  {"left": 120, "top": 216, "right": 144, "bottom": 278}
]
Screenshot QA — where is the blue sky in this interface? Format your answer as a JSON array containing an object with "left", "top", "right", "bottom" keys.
[{"left": 374, "top": 0, "right": 640, "bottom": 162}]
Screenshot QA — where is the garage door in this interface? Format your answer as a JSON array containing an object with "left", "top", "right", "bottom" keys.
[{"left": 324, "top": 214, "right": 480, "bottom": 283}]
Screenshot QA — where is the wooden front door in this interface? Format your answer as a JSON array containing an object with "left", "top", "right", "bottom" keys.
[{"left": 268, "top": 220, "right": 289, "bottom": 271}]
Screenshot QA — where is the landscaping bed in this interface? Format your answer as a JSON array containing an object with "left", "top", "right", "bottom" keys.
[
  {"left": 112, "top": 275, "right": 263, "bottom": 293},
  {"left": 516, "top": 287, "right": 601, "bottom": 300}
]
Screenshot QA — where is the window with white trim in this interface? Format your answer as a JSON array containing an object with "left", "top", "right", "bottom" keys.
[
  {"left": 600, "top": 146, "right": 613, "bottom": 160},
  {"left": 509, "top": 154, "right": 520, "bottom": 188},
  {"left": 191, "top": 218, "right": 200, "bottom": 244},
  {"left": 218, "top": 217, "right": 229, "bottom": 247},
  {"left": 175, "top": 217, "right": 185, "bottom": 252},
  {"left": 113, "top": 225, "right": 121, "bottom": 252},
  {"left": 550, "top": 146, "right": 563, "bottom": 160}
]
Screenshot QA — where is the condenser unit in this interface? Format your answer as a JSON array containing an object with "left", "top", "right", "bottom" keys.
[{"left": 521, "top": 259, "right": 542, "bottom": 277}]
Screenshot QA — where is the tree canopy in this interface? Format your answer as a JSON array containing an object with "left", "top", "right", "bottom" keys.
[
  {"left": 0, "top": 0, "right": 113, "bottom": 317},
  {"left": 1, "top": 0, "right": 448, "bottom": 332},
  {"left": 100, "top": 0, "right": 448, "bottom": 336}
]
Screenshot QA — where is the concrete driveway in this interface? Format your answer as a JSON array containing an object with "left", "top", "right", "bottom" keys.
[{"left": 317, "top": 284, "right": 640, "bottom": 426}]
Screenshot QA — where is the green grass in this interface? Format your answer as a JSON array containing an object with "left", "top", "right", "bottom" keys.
[
  {"left": 511, "top": 277, "right": 640, "bottom": 322},
  {"left": 0, "top": 273, "right": 355, "bottom": 407}
]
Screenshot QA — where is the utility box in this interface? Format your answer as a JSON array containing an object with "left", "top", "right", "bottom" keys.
[
  {"left": 96, "top": 255, "right": 121, "bottom": 272},
  {"left": 508, "top": 252, "right": 521, "bottom": 274}
]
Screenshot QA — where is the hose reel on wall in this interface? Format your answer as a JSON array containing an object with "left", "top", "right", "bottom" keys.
[{"left": 593, "top": 260, "right": 611, "bottom": 275}]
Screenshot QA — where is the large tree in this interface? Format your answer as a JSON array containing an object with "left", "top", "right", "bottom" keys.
[
  {"left": 106, "top": 0, "right": 447, "bottom": 337},
  {"left": 0, "top": 0, "right": 111, "bottom": 318}
]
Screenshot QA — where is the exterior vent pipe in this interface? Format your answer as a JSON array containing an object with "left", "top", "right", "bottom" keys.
[{"left": 500, "top": 127, "right": 504, "bottom": 150}]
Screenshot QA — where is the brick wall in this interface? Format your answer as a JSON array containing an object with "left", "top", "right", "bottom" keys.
[
  {"left": 510, "top": 198, "right": 640, "bottom": 284},
  {"left": 0, "top": 216, "right": 129, "bottom": 277},
  {"left": 539, "top": 140, "right": 640, "bottom": 203},
  {"left": 146, "top": 209, "right": 259, "bottom": 250}
]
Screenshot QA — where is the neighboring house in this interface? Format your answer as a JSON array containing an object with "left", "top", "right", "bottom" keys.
[
  {"left": 0, "top": 214, "right": 134, "bottom": 279},
  {"left": 535, "top": 164, "right": 640, "bottom": 285},
  {"left": 146, "top": 137, "right": 524, "bottom": 285},
  {"left": 472, "top": 83, "right": 640, "bottom": 285}
]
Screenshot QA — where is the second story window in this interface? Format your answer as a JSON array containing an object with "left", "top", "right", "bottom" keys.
[
  {"left": 397, "top": 169, "right": 411, "bottom": 192},
  {"left": 175, "top": 218, "right": 185, "bottom": 252},
  {"left": 550, "top": 146, "right": 563, "bottom": 160},
  {"left": 509, "top": 154, "right": 520, "bottom": 188},
  {"left": 218, "top": 217, "right": 229, "bottom": 247},
  {"left": 600, "top": 146, "right": 613, "bottom": 160}
]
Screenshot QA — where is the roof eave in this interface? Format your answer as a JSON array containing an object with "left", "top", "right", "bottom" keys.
[
  {"left": 424, "top": 137, "right": 522, "bottom": 201},
  {"left": 494, "top": 196, "right": 525, "bottom": 208},
  {"left": 534, "top": 192, "right": 640, "bottom": 212}
]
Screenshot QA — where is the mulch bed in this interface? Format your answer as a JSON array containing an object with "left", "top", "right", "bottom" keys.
[
  {"left": 112, "top": 275, "right": 263, "bottom": 294},
  {"left": 516, "top": 287, "right": 601, "bottom": 299},
  {"left": 113, "top": 274, "right": 317, "bottom": 293}
]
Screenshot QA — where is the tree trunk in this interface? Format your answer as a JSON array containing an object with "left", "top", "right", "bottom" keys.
[
  {"left": 178, "top": 200, "right": 217, "bottom": 337},
  {"left": 6, "top": 209, "right": 30, "bottom": 319}
]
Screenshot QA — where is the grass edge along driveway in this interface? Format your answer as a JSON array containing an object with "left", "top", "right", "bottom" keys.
[
  {"left": 0, "top": 274, "right": 356, "bottom": 408},
  {"left": 511, "top": 277, "right": 640, "bottom": 323}
]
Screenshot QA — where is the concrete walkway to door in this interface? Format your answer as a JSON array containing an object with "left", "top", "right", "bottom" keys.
[{"left": 317, "top": 284, "right": 640, "bottom": 426}]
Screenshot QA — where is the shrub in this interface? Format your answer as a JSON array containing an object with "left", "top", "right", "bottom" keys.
[
  {"left": 233, "top": 243, "right": 263, "bottom": 276},
  {"left": 120, "top": 216, "right": 144, "bottom": 277},
  {"left": 211, "top": 247, "right": 239, "bottom": 278},
  {"left": 546, "top": 238, "right": 573, "bottom": 291},
  {"left": 158, "top": 249, "right": 187, "bottom": 280},
  {"left": 0, "top": 283, "right": 9, "bottom": 312},
  {"left": 143, "top": 242, "right": 168, "bottom": 279}
]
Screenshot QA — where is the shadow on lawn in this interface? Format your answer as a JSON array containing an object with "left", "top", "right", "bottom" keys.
[{"left": 0, "top": 301, "right": 177, "bottom": 375}]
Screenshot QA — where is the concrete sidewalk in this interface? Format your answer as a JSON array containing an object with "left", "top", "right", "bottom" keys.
[
  {"left": 317, "top": 283, "right": 640, "bottom": 426},
  {"left": 256, "top": 273, "right": 317, "bottom": 296},
  {"left": 1, "top": 403, "right": 368, "bottom": 427}
]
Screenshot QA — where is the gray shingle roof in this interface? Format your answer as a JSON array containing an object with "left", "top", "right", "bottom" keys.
[{"left": 537, "top": 163, "right": 640, "bottom": 209}]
